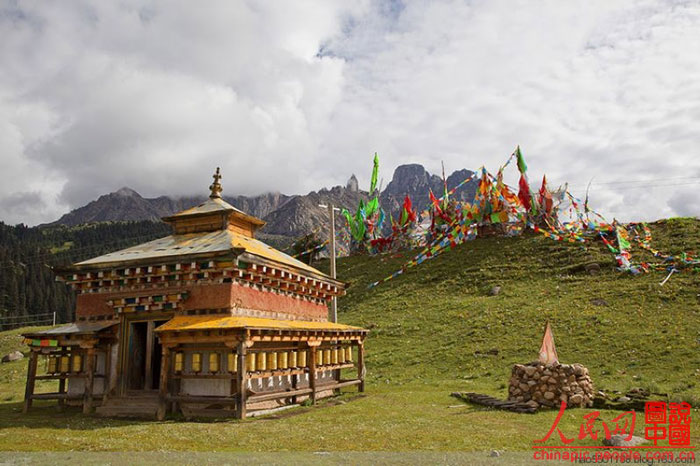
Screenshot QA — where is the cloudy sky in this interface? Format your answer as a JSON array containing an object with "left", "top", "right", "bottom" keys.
[{"left": 1, "top": 0, "right": 699, "bottom": 226}]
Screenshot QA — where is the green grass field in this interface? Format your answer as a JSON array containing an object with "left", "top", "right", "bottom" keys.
[{"left": 0, "top": 218, "right": 698, "bottom": 452}]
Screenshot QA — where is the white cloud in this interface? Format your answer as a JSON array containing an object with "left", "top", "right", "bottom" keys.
[{"left": 0, "top": 0, "right": 699, "bottom": 225}]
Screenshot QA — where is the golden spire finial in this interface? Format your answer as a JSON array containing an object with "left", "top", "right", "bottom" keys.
[{"left": 209, "top": 167, "right": 223, "bottom": 198}]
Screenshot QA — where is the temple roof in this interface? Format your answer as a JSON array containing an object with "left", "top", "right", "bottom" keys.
[
  {"left": 161, "top": 196, "right": 265, "bottom": 228},
  {"left": 72, "top": 228, "right": 326, "bottom": 277},
  {"left": 23, "top": 321, "right": 118, "bottom": 338},
  {"left": 155, "top": 315, "right": 367, "bottom": 333}
]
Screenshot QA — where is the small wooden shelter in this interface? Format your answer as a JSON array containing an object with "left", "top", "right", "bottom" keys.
[{"left": 22, "top": 169, "right": 368, "bottom": 419}]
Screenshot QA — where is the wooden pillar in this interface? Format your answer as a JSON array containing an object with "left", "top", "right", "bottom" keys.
[
  {"left": 102, "top": 344, "right": 112, "bottom": 403},
  {"left": 357, "top": 341, "right": 365, "bottom": 393},
  {"left": 83, "top": 347, "right": 96, "bottom": 414},
  {"left": 291, "top": 370, "right": 298, "bottom": 405},
  {"left": 156, "top": 345, "right": 171, "bottom": 421},
  {"left": 235, "top": 341, "right": 247, "bottom": 419},
  {"left": 171, "top": 345, "right": 181, "bottom": 415},
  {"left": 144, "top": 321, "right": 155, "bottom": 389},
  {"left": 309, "top": 345, "right": 318, "bottom": 404},
  {"left": 57, "top": 377, "right": 66, "bottom": 412},
  {"left": 22, "top": 349, "right": 39, "bottom": 413}
]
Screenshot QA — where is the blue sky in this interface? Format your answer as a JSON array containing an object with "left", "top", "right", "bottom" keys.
[{"left": 1, "top": 0, "right": 699, "bottom": 225}]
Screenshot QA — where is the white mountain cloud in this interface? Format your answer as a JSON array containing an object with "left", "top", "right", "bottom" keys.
[{"left": 0, "top": 0, "right": 698, "bottom": 225}]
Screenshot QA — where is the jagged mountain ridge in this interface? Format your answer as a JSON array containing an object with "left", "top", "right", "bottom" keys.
[{"left": 47, "top": 164, "right": 478, "bottom": 239}]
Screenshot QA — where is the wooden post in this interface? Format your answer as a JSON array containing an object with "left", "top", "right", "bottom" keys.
[
  {"left": 328, "top": 204, "right": 337, "bottom": 323},
  {"left": 102, "top": 344, "right": 112, "bottom": 404},
  {"left": 156, "top": 345, "right": 170, "bottom": 420},
  {"left": 309, "top": 346, "right": 317, "bottom": 404},
  {"left": 22, "top": 349, "right": 39, "bottom": 413},
  {"left": 290, "top": 344, "right": 298, "bottom": 404},
  {"left": 357, "top": 341, "right": 365, "bottom": 393},
  {"left": 83, "top": 347, "right": 96, "bottom": 414},
  {"left": 235, "top": 341, "right": 247, "bottom": 419},
  {"left": 57, "top": 376, "right": 66, "bottom": 412},
  {"left": 171, "top": 345, "right": 181, "bottom": 415},
  {"left": 145, "top": 321, "right": 155, "bottom": 389}
]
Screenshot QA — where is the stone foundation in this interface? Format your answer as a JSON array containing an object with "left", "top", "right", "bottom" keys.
[{"left": 508, "top": 362, "right": 594, "bottom": 409}]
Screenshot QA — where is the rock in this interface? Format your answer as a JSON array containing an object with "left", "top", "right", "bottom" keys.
[
  {"left": 603, "top": 435, "right": 647, "bottom": 447},
  {"left": 617, "top": 396, "right": 631, "bottom": 403},
  {"left": 524, "top": 366, "right": 537, "bottom": 377},
  {"left": 526, "top": 400, "right": 539, "bottom": 408},
  {"left": 489, "top": 450, "right": 501, "bottom": 457},
  {"left": 585, "top": 263, "right": 601, "bottom": 275},
  {"left": 569, "top": 394, "right": 583, "bottom": 405},
  {"left": 346, "top": 174, "right": 359, "bottom": 192},
  {"left": 1, "top": 351, "right": 24, "bottom": 363},
  {"left": 590, "top": 297, "right": 608, "bottom": 306},
  {"left": 489, "top": 286, "right": 502, "bottom": 296},
  {"left": 544, "top": 391, "right": 555, "bottom": 400}
]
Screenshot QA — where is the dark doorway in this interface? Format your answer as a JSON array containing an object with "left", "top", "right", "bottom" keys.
[
  {"left": 126, "top": 319, "right": 168, "bottom": 391},
  {"left": 128, "top": 322, "right": 148, "bottom": 390}
]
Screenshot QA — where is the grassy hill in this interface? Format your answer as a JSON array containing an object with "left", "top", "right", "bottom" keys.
[{"left": 0, "top": 218, "right": 698, "bottom": 452}]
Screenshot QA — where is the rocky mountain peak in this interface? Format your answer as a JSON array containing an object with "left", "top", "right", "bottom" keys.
[
  {"left": 346, "top": 174, "right": 359, "bottom": 192},
  {"left": 46, "top": 163, "right": 478, "bottom": 240},
  {"left": 114, "top": 187, "right": 140, "bottom": 198},
  {"left": 383, "top": 164, "right": 437, "bottom": 195}
]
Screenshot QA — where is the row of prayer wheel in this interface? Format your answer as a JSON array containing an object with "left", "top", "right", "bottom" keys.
[
  {"left": 243, "top": 346, "right": 353, "bottom": 372},
  {"left": 173, "top": 346, "right": 354, "bottom": 374},
  {"left": 46, "top": 354, "right": 82, "bottom": 374}
]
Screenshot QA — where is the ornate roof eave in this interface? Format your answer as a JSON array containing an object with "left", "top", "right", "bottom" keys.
[
  {"left": 54, "top": 247, "right": 346, "bottom": 289},
  {"left": 54, "top": 250, "right": 244, "bottom": 275},
  {"left": 236, "top": 251, "right": 348, "bottom": 289}
]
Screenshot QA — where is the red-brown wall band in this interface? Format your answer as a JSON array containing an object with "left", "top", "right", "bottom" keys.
[{"left": 75, "top": 282, "right": 328, "bottom": 321}]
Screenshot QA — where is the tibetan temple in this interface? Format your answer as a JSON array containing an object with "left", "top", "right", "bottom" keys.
[{"left": 22, "top": 169, "right": 368, "bottom": 419}]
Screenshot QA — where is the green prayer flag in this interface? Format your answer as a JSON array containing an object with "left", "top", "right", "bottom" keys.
[
  {"left": 370, "top": 152, "right": 379, "bottom": 194},
  {"left": 516, "top": 146, "right": 527, "bottom": 174}
]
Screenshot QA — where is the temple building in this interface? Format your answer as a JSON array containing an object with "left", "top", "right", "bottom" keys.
[{"left": 22, "top": 169, "right": 368, "bottom": 419}]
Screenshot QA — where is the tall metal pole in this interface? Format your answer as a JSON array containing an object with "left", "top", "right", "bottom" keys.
[{"left": 328, "top": 204, "right": 337, "bottom": 323}]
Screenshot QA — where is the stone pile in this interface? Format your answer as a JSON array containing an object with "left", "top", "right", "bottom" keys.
[{"left": 508, "top": 362, "right": 594, "bottom": 409}]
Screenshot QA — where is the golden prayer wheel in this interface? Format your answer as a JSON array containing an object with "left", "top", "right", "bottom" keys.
[
  {"left": 71, "top": 354, "right": 82, "bottom": 373},
  {"left": 298, "top": 350, "right": 307, "bottom": 367},
  {"left": 209, "top": 353, "right": 220, "bottom": 373},
  {"left": 345, "top": 346, "right": 353, "bottom": 362},
  {"left": 267, "top": 352, "right": 278, "bottom": 371},
  {"left": 277, "top": 352, "right": 288, "bottom": 369},
  {"left": 174, "top": 352, "right": 184, "bottom": 372},
  {"left": 60, "top": 355, "right": 70, "bottom": 373},
  {"left": 332, "top": 348, "right": 339, "bottom": 365},
  {"left": 317, "top": 349, "right": 324, "bottom": 365},
  {"left": 288, "top": 351, "right": 297, "bottom": 368},
  {"left": 227, "top": 353, "right": 237, "bottom": 373},
  {"left": 324, "top": 349, "right": 331, "bottom": 366},
  {"left": 338, "top": 347, "right": 346, "bottom": 364},
  {"left": 256, "top": 352, "right": 267, "bottom": 371},
  {"left": 47, "top": 356, "right": 58, "bottom": 373},
  {"left": 191, "top": 353, "right": 202, "bottom": 372},
  {"left": 246, "top": 352, "right": 256, "bottom": 372}
]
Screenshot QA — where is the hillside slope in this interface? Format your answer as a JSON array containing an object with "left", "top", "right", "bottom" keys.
[{"left": 333, "top": 217, "right": 700, "bottom": 398}]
